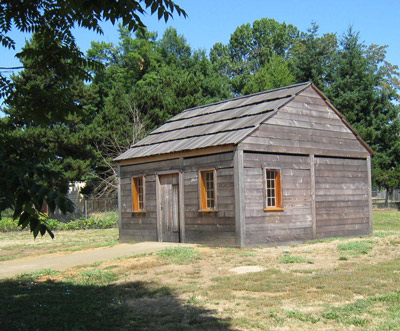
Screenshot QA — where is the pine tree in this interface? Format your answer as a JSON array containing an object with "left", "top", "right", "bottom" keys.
[{"left": 326, "top": 28, "right": 400, "bottom": 203}]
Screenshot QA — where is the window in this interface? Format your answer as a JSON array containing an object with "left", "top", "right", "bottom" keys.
[
  {"left": 264, "top": 169, "right": 283, "bottom": 211},
  {"left": 199, "top": 170, "right": 217, "bottom": 211},
  {"left": 132, "top": 176, "right": 145, "bottom": 212}
]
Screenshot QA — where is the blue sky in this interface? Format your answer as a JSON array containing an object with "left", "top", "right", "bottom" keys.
[{"left": 1, "top": 0, "right": 399, "bottom": 109}]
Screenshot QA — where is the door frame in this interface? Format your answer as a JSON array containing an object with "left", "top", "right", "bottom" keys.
[{"left": 155, "top": 170, "right": 185, "bottom": 243}]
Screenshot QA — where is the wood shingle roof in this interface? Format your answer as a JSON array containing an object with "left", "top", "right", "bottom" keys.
[{"left": 115, "top": 82, "right": 312, "bottom": 161}]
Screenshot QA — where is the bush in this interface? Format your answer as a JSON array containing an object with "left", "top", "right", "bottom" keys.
[
  {"left": 0, "top": 212, "right": 118, "bottom": 232},
  {"left": 0, "top": 217, "right": 19, "bottom": 232}
]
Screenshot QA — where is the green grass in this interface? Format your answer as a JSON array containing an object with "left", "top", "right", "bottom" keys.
[
  {"left": 279, "top": 254, "right": 312, "bottom": 264},
  {"left": 0, "top": 228, "right": 119, "bottom": 262},
  {"left": 18, "top": 269, "right": 60, "bottom": 280},
  {"left": 0, "top": 209, "right": 399, "bottom": 330},
  {"left": 157, "top": 247, "right": 200, "bottom": 264},
  {"left": 0, "top": 277, "right": 231, "bottom": 330},
  {"left": 77, "top": 269, "right": 119, "bottom": 286},
  {"left": 322, "top": 291, "right": 400, "bottom": 327},
  {"left": 337, "top": 240, "right": 373, "bottom": 255},
  {"left": 373, "top": 209, "right": 400, "bottom": 231}
]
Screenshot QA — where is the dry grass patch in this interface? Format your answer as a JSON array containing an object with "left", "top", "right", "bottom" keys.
[{"left": 2, "top": 209, "right": 400, "bottom": 330}]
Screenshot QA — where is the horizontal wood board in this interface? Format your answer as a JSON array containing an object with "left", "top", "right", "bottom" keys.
[
  {"left": 119, "top": 152, "right": 236, "bottom": 245},
  {"left": 315, "top": 157, "right": 369, "bottom": 237},
  {"left": 243, "top": 152, "right": 313, "bottom": 246},
  {"left": 240, "top": 86, "right": 370, "bottom": 158}
]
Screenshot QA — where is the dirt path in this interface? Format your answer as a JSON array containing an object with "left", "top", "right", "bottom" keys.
[{"left": 0, "top": 242, "right": 194, "bottom": 279}]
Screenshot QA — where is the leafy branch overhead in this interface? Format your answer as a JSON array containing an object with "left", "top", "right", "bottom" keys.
[
  {"left": 0, "top": 0, "right": 187, "bottom": 96},
  {"left": 0, "top": 0, "right": 187, "bottom": 49},
  {"left": 0, "top": 0, "right": 187, "bottom": 238}
]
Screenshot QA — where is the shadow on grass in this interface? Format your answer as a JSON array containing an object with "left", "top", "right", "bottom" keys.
[{"left": 0, "top": 278, "right": 231, "bottom": 330}]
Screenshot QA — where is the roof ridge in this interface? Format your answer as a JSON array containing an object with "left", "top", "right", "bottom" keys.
[{"left": 178, "top": 81, "right": 312, "bottom": 115}]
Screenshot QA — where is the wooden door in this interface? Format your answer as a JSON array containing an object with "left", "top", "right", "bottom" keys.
[{"left": 159, "top": 173, "right": 180, "bottom": 242}]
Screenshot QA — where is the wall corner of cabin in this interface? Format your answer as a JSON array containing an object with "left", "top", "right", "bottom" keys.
[
  {"left": 117, "top": 165, "right": 122, "bottom": 242},
  {"left": 233, "top": 146, "right": 245, "bottom": 247}
]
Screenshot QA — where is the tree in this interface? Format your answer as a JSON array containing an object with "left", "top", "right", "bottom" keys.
[
  {"left": 291, "top": 22, "right": 337, "bottom": 88},
  {"left": 326, "top": 28, "right": 400, "bottom": 205},
  {"left": 211, "top": 18, "right": 299, "bottom": 94},
  {"left": 242, "top": 54, "right": 295, "bottom": 94},
  {"left": 81, "top": 27, "right": 230, "bottom": 198},
  {"left": 0, "top": 0, "right": 186, "bottom": 237}
]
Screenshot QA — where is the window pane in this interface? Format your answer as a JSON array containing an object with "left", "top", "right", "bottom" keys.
[
  {"left": 266, "top": 170, "right": 276, "bottom": 207},
  {"left": 202, "top": 171, "right": 215, "bottom": 209},
  {"left": 134, "top": 177, "right": 144, "bottom": 211}
]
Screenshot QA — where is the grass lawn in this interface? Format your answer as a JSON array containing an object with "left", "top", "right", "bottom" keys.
[
  {"left": 0, "top": 229, "right": 119, "bottom": 262},
  {"left": 0, "top": 209, "right": 399, "bottom": 330},
  {"left": 373, "top": 208, "right": 400, "bottom": 231}
]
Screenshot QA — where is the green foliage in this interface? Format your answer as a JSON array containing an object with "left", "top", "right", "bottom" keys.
[
  {"left": 2, "top": 8, "right": 400, "bottom": 239},
  {"left": 0, "top": 212, "right": 118, "bottom": 232},
  {"left": 337, "top": 241, "right": 373, "bottom": 255},
  {"left": 291, "top": 24, "right": 400, "bottom": 195},
  {"left": 157, "top": 247, "right": 200, "bottom": 264},
  {"left": 242, "top": 55, "right": 295, "bottom": 94},
  {"left": 291, "top": 22, "right": 337, "bottom": 88},
  {"left": 0, "top": 217, "right": 18, "bottom": 232},
  {"left": 211, "top": 18, "right": 300, "bottom": 95},
  {"left": 0, "top": 0, "right": 187, "bottom": 238}
]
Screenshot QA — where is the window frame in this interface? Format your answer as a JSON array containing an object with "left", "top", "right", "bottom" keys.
[
  {"left": 263, "top": 168, "right": 284, "bottom": 212},
  {"left": 198, "top": 169, "right": 218, "bottom": 212},
  {"left": 132, "top": 175, "right": 146, "bottom": 213}
]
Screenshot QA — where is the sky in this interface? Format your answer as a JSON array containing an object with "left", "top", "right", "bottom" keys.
[{"left": 1, "top": 0, "right": 399, "bottom": 110}]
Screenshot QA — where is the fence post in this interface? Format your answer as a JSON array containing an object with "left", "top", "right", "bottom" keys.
[{"left": 84, "top": 199, "right": 88, "bottom": 229}]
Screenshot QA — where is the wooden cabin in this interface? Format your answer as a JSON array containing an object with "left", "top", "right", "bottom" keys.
[{"left": 114, "top": 82, "right": 373, "bottom": 247}]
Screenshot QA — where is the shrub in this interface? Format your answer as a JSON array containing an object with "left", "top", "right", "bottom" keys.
[
  {"left": 0, "top": 217, "right": 19, "bottom": 232},
  {"left": 0, "top": 212, "right": 118, "bottom": 232}
]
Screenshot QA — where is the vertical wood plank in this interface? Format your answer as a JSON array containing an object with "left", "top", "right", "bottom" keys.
[
  {"left": 367, "top": 155, "right": 373, "bottom": 234},
  {"left": 179, "top": 171, "right": 185, "bottom": 243},
  {"left": 117, "top": 165, "right": 122, "bottom": 241},
  {"left": 156, "top": 174, "right": 162, "bottom": 241},
  {"left": 310, "top": 154, "right": 316, "bottom": 238},
  {"left": 234, "top": 147, "right": 245, "bottom": 247}
]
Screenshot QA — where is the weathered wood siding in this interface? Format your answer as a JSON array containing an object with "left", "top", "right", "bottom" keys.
[
  {"left": 238, "top": 85, "right": 371, "bottom": 245},
  {"left": 243, "top": 152, "right": 313, "bottom": 246},
  {"left": 240, "top": 86, "right": 370, "bottom": 158},
  {"left": 315, "top": 157, "right": 370, "bottom": 238},
  {"left": 119, "top": 152, "right": 235, "bottom": 245},
  {"left": 182, "top": 152, "right": 236, "bottom": 246},
  {"left": 119, "top": 158, "right": 181, "bottom": 242}
]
